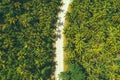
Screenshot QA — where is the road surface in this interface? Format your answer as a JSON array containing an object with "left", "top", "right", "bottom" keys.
[{"left": 55, "top": 0, "right": 72, "bottom": 80}]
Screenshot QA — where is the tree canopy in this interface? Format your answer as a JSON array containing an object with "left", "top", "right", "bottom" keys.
[
  {"left": 0, "top": 0, "right": 61, "bottom": 80},
  {"left": 61, "top": 0, "right": 120, "bottom": 80}
]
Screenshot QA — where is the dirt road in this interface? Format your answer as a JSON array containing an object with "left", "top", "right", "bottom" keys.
[{"left": 55, "top": 0, "right": 72, "bottom": 80}]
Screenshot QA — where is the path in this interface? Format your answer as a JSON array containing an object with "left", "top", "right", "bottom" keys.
[{"left": 55, "top": 0, "right": 72, "bottom": 80}]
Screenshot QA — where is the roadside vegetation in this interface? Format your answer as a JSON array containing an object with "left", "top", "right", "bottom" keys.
[
  {"left": 60, "top": 0, "right": 120, "bottom": 80},
  {"left": 0, "top": 0, "right": 61, "bottom": 80}
]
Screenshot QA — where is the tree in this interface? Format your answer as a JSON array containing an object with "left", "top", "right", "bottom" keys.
[{"left": 60, "top": 63, "right": 87, "bottom": 80}]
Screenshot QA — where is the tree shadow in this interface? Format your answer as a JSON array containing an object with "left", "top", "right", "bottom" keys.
[
  {"left": 55, "top": 33, "right": 61, "bottom": 41},
  {"left": 57, "top": 29, "right": 61, "bottom": 33},
  {"left": 55, "top": 28, "right": 62, "bottom": 41},
  {"left": 57, "top": 21, "right": 64, "bottom": 26},
  {"left": 60, "top": 9, "right": 64, "bottom": 13}
]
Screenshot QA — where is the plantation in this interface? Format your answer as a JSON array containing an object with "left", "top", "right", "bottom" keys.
[
  {"left": 0, "top": 0, "right": 61, "bottom": 80},
  {"left": 61, "top": 0, "right": 120, "bottom": 80}
]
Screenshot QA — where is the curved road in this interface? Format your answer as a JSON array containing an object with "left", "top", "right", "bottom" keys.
[{"left": 55, "top": 0, "right": 72, "bottom": 80}]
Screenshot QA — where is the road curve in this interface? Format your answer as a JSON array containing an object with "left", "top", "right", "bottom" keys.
[{"left": 55, "top": 0, "right": 72, "bottom": 80}]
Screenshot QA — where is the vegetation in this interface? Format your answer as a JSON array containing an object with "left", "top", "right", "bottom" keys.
[
  {"left": 60, "top": 63, "right": 87, "bottom": 80},
  {"left": 0, "top": 0, "right": 61, "bottom": 80},
  {"left": 61, "top": 0, "right": 120, "bottom": 80}
]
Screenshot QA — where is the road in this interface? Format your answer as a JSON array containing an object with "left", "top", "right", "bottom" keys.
[{"left": 55, "top": 0, "right": 72, "bottom": 80}]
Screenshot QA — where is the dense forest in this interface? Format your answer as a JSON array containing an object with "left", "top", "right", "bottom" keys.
[
  {"left": 0, "top": 0, "right": 61, "bottom": 80},
  {"left": 60, "top": 0, "right": 120, "bottom": 80}
]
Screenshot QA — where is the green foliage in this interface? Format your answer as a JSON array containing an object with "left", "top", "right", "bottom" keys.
[
  {"left": 0, "top": 0, "right": 61, "bottom": 80},
  {"left": 62, "top": 0, "right": 120, "bottom": 80},
  {"left": 60, "top": 63, "right": 87, "bottom": 80}
]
